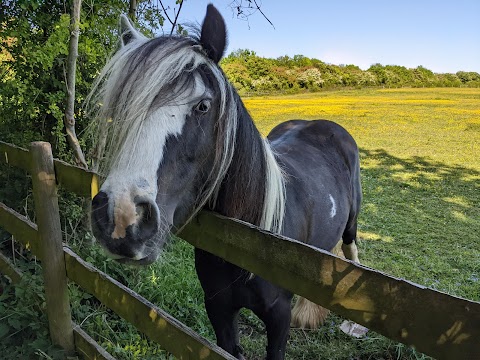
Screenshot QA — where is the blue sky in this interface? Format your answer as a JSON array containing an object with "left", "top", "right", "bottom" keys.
[{"left": 178, "top": 0, "right": 480, "bottom": 73}]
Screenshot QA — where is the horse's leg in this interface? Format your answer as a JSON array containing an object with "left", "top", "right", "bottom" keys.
[
  {"left": 342, "top": 220, "right": 360, "bottom": 263},
  {"left": 291, "top": 226, "right": 359, "bottom": 331},
  {"left": 250, "top": 284, "right": 292, "bottom": 360},
  {"left": 264, "top": 294, "right": 292, "bottom": 360},
  {"left": 339, "top": 217, "right": 369, "bottom": 337},
  {"left": 204, "top": 299, "right": 243, "bottom": 358},
  {"left": 290, "top": 239, "right": 342, "bottom": 329},
  {"left": 195, "top": 249, "right": 244, "bottom": 358}
]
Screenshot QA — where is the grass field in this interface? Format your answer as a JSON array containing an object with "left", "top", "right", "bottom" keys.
[
  {"left": 1, "top": 88, "right": 479, "bottom": 359},
  {"left": 245, "top": 88, "right": 480, "bottom": 300}
]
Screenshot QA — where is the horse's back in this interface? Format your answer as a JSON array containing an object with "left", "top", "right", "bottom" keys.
[
  {"left": 267, "top": 119, "right": 359, "bottom": 180},
  {"left": 269, "top": 120, "right": 358, "bottom": 162},
  {"left": 268, "top": 120, "right": 361, "bottom": 250}
]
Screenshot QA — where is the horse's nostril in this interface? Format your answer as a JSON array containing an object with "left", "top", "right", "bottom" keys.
[
  {"left": 135, "top": 200, "right": 159, "bottom": 239},
  {"left": 92, "top": 191, "right": 109, "bottom": 209},
  {"left": 136, "top": 202, "right": 152, "bottom": 223},
  {"left": 91, "top": 191, "right": 110, "bottom": 232}
]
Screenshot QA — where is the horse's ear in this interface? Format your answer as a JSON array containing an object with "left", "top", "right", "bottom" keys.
[
  {"left": 200, "top": 4, "right": 227, "bottom": 63},
  {"left": 119, "top": 15, "right": 144, "bottom": 46}
]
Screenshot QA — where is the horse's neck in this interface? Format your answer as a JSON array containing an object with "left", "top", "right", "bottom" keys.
[{"left": 213, "top": 103, "right": 267, "bottom": 226}]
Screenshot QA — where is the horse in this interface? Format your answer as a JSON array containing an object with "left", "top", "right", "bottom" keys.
[{"left": 89, "top": 5, "right": 361, "bottom": 360}]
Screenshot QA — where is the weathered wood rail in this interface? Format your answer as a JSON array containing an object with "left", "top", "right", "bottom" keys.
[
  {"left": 0, "top": 141, "right": 234, "bottom": 360},
  {"left": 1, "top": 140, "right": 479, "bottom": 360}
]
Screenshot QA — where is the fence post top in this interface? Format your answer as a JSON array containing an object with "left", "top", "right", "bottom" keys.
[{"left": 30, "top": 141, "right": 52, "bottom": 149}]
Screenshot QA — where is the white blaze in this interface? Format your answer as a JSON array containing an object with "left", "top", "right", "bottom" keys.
[{"left": 101, "top": 75, "right": 207, "bottom": 197}]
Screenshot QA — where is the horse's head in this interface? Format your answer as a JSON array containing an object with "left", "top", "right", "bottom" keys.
[{"left": 90, "top": 5, "right": 236, "bottom": 264}]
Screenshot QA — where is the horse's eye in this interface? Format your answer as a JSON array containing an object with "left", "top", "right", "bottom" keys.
[{"left": 195, "top": 99, "right": 211, "bottom": 113}]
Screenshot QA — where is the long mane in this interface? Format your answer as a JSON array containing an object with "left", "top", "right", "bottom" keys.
[{"left": 87, "top": 33, "right": 285, "bottom": 233}]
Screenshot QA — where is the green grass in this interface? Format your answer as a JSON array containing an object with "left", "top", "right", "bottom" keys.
[
  {"left": 1, "top": 88, "right": 479, "bottom": 359},
  {"left": 245, "top": 87, "right": 479, "bottom": 299}
]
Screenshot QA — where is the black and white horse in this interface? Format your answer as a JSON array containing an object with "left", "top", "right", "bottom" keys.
[{"left": 90, "top": 5, "right": 361, "bottom": 359}]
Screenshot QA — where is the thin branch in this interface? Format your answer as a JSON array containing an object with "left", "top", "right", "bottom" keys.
[
  {"left": 231, "top": 0, "right": 275, "bottom": 29},
  {"left": 170, "top": 0, "right": 184, "bottom": 35},
  {"left": 159, "top": 0, "right": 174, "bottom": 26},
  {"left": 252, "top": 0, "right": 275, "bottom": 29}
]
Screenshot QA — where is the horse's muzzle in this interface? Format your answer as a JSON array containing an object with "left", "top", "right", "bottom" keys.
[{"left": 91, "top": 190, "right": 161, "bottom": 263}]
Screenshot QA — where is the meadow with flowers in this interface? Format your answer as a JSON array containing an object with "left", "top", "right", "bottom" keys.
[
  {"left": 237, "top": 87, "right": 480, "bottom": 358},
  {"left": 246, "top": 88, "right": 479, "bottom": 295}
]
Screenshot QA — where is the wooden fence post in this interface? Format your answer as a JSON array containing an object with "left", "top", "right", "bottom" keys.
[{"left": 30, "top": 142, "right": 75, "bottom": 354}]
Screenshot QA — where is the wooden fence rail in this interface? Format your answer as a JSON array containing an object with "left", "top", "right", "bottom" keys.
[
  {"left": 0, "top": 202, "right": 113, "bottom": 360},
  {"left": 180, "top": 212, "right": 480, "bottom": 359},
  {"left": 1, "top": 141, "right": 234, "bottom": 360},
  {"left": 65, "top": 247, "right": 233, "bottom": 359},
  {"left": 1, "top": 140, "right": 480, "bottom": 360},
  {"left": 0, "top": 201, "right": 233, "bottom": 359},
  {"left": 0, "top": 250, "right": 22, "bottom": 284}
]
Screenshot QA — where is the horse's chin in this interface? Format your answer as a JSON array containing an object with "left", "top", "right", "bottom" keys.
[
  {"left": 97, "top": 244, "right": 161, "bottom": 266},
  {"left": 115, "top": 252, "right": 159, "bottom": 266},
  {"left": 94, "top": 230, "right": 169, "bottom": 266}
]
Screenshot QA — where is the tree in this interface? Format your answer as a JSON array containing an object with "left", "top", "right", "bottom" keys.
[
  {"left": 0, "top": 1, "right": 184, "bottom": 158},
  {"left": 456, "top": 71, "right": 480, "bottom": 84},
  {"left": 64, "top": 0, "right": 87, "bottom": 168}
]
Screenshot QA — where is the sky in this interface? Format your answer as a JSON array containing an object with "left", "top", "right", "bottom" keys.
[{"left": 177, "top": 0, "right": 480, "bottom": 74}]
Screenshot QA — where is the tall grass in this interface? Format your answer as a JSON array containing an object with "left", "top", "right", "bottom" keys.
[{"left": 1, "top": 88, "right": 478, "bottom": 359}]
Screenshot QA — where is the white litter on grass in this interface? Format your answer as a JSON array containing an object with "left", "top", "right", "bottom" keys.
[{"left": 340, "top": 320, "right": 369, "bottom": 338}]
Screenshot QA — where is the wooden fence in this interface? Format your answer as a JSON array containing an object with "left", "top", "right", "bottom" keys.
[{"left": 1, "top": 140, "right": 479, "bottom": 360}]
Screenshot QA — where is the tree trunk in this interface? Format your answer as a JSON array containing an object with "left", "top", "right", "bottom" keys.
[
  {"left": 64, "top": 0, "right": 87, "bottom": 168},
  {"left": 129, "top": 0, "right": 137, "bottom": 21}
]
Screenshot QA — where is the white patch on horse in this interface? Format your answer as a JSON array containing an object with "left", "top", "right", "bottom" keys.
[
  {"left": 107, "top": 73, "right": 205, "bottom": 175},
  {"left": 329, "top": 194, "right": 337, "bottom": 218}
]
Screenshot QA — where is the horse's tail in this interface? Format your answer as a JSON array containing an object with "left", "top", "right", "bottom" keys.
[
  {"left": 290, "top": 241, "right": 344, "bottom": 329},
  {"left": 291, "top": 297, "right": 330, "bottom": 329}
]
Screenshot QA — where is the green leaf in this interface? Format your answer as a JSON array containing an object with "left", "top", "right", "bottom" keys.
[
  {"left": 0, "top": 323, "right": 10, "bottom": 338},
  {"left": 8, "top": 317, "right": 23, "bottom": 330}
]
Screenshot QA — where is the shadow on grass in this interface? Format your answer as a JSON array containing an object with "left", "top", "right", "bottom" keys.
[{"left": 358, "top": 148, "right": 479, "bottom": 300}]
